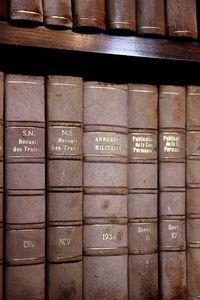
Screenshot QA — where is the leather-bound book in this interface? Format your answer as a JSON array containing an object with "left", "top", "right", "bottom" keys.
[
  {"left": 47, "top": 76, "right": 83, "bottom": 300},
  {"left": 0, "top": 72, "right": 3, "bottom": 300},
  {"left": 159, "top": 85, "right": 187, "bottom": 300},
  {"left": 106, "top": 0, "right": 136, "bottom": 33},
  {"left": 136, "top": 0, "right": 165, "bottom": 36},
  {"left": 128, "top": 84, "right": 158, "bottom": 300},
  {"left": 166, "top": 0, "right": 197, "bottom": 39},
  {"left": 186, "top": 86, "right": 200, "bottom": 299},
  {"left": 83, "top": 81, "right": 128, "bottom": 300},
  {"left": 10, "top": 0, "right": 43, "bottom": 23},
  {"left": 43, "top": 0, "right": 72, "bottom": 28},
  {"left": 5, "top": 74, "right": 45, "bottom": 300},
  {"left": 73, "top": 0, "right": 105, "bottom": 31},
  {"left": 0, "top": 0, "right": 7, "bottom": 19}
]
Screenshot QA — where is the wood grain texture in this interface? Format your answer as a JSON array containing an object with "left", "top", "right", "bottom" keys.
[{"left": 0, "top": 22, "right": 200, "bottom": 62}]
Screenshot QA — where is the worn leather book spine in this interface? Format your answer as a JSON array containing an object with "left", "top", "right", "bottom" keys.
[
  {"left": 128, "top": 84, "right": 158, "bottom": 300},
  {"left": 73, "top": 0, "right": 105, "bottom": 31},
  {"left": 43, "top": 0, "right": 72, "bottom": 27},
  {"left": 83, "top": 81, "right": 128, "bottom": 299},
  {"left": 47, "top": 76, "right": 83, "bottom": 300},
  {"left": 0, "top": 0, "right": 7, "bottom": 19},
  {"left": 5, "top": 74, "right": 45, "bottom": 300},
  {"left": 106, "top": 0, "right": 136, "bottom": 33},
  {"left": 186, "top": 86, "right": 200, "bottom": 299},
  {"left": 10, "top": 0, "right": 43, "bottom": 23},
  {"left": 166, "top": 0, "right": 197, "bottom": 39},
  {"left": 159, "top": 85, "right": 187, "bottom": 300},
  {"left": 0, "top": 72, "right": 3, "bottom": 300},
  {"left": 136, "top": 0, "right": 165, "bottom": 36}
]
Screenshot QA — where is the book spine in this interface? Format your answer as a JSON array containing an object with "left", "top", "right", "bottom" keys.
[
  {"left": 186, "top": 86, "right": 200, "bottom": 299},
  {"left": 73, "top": 0, "right": 105, "bottom": 31},
  {"left": 83, "top": 81, "right": 128, "bottom": 299},
  {"left": 0, "top": 72, "right": 3, "bottom": 300},
  {"left": 47, "top": 75, "right": 83, "bottom": 300},
  {"left": 106, "top": 0, "right": 136, "bottom": 32},
  {"left": 166, "top": 0, "right": 198, "bottom": 39},
  {"left": 136, "top": 0, "right": 165, "bottom": 36},
  {"left": 10, "top": 0, "right": 43, "bottom": 23},
  {"left": 5, "top": 74, "right": 45, "bottom": 300},
  {"left": 159, "top": 85, "right": 187, "bottom": 300},
  {"left": 0, "top": 0, "right": 7, "bottom": 19},
  {"left": 43, "top": 0, "right": 72, "bottom": 27},
  {"left": 128, "top": 84, "right": 158, "bottom": 300}
]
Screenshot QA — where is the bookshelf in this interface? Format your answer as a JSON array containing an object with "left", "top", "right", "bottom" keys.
[{"left": 0, "top": 18, "right": 199, "bottom": 300}]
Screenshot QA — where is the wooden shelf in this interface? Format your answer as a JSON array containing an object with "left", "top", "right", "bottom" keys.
[{"left": 1, "top": 21, "right": 200, "bottom": 62}]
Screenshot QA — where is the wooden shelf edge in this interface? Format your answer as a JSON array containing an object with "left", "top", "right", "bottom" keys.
[{"left": 1, "top": 21, "right": 200, "bottom": 62}]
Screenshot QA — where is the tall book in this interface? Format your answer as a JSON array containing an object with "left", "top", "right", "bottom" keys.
[
  {"left": 73, "top": 0, "right": 105, "bottom": 31},
  {"left": 136, "top": 0, "right": 165, "bottom": 36},
  {"left": 5, "top": 74, "right": 45, "bottom": 300},
  {"left": 128, "top": 84, "right": 158, "bottom": 299},
  {"left": 47, "top": 76, "right": 83, "bottom": 300},
  {"left": 83, "top": 81, "right": 128, "bottom": 299},
  {"left": 106, "top": 0, "right": 136, "bottom": 33},
  {"left": 10, "top": 0, "right": 43, "bottom": 23},
  {"left": 166, "top": 0, "right": 197, "bottom": 39},
  {"left": 0, "top": 72, "right": 3, "bottom": 300},
  {"left": 0, "top": 0, "right": 7, "bottom": 19},
  {"left": 159, "top": 85, "right": 187, "bottom": 300},
  {"left": 43, "top": 0, "right": 73, "bottom": 28},
  {"left": 186, "top": 86, "right": 200, "bottom": 299}
]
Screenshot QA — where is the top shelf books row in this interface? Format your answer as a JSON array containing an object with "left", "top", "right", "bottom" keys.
[{"left": 0, "top": 0, "right": 199, "bottom": 40}]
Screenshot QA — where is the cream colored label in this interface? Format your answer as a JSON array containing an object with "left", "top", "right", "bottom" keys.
[
  {"left": 7, "top": 127, "right": 44, "bottom": 157},
  {"left": 23, "top": 240, "right": 36, "bottom": 248},
  {"left": 84, "top": 132, "right": 127, "bottom": 156},
  {"left": 49, "top": 126, "right": 82, "bottom": 156},
  {"left": 58, "top": 237, "right": 71, "bottom": 246},
  {"left": 130, "top": 133, "right": 156, "bottom": 155}
]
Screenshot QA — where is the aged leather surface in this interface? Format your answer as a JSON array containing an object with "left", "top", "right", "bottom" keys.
[
  {"left": 166, "top": 0, "right": 197, "bottom": 39},
  {"left": 74, "top": 0, "right": 105, "bottom": 30},
  {"left": 106, "top": 0, "right": 136, "bottom": 32},
  {"left": 44, "top": 0, "right": 72, "bottom": 27},
  {"left": 10, "top": 0, "right": 43, "bottom": 22},
  {"left": 137, "top": 0, "right": 165, "bottom": 35}
]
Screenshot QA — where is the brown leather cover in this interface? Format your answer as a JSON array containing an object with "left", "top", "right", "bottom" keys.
[
  {"left": 43, "top": 0, "right": 72, "bottom": 27},
  {"left": 106, "top": 0, "right": 136, "bottom": 32},
  {"left": 159, "top": 85, "right": 186, "bottom": 299},
  {"left": 47, "top": 76, "right": 83, "bottom": 298},
  {"left": 160, "top": 252, "right": 187, "bottom": 300},
  {"left": 10, "top": 0, "right": 43, "bottom": 22},
  {"left": 48, "top": 261, "right": 82, "bottom": 300},
  {"left": 137, "top": 0, "right": 165, "bottom": 36},
  {"left": 5, "top": 74, "right": 45, "bottom": 298},
  {"left": 83, "top": 81, "right": 128, "bottom": 299},
  {"left": 128, "top": 84, "right": 158, "bottom": 299},
  {"left": 0, "top": 265, "right": 2, "bottom": 300},
  {"left": 186, "top": 85, "right": 200, "bottom": 299},
  {"left": 84, "top": 255, "right": 128, "bottom": 300},
  {"left": 129, "top": 254, "right": 158, "bottom": 300},
  {"left": 0, "top": 0, "right": 7, "bottom": 19},
  {"left": 5, "top": 264, "right": 45, "bottom": 300},
  {"left": 73, "top": 0, "right": 105, "bottom": 31},
  {"left": 166, "top": 0, "right": 197, "bottom": 39}
]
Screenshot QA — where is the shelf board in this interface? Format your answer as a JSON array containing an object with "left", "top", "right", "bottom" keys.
[{"left": 1, "top": 21, "right": 200, "bottom": 62}]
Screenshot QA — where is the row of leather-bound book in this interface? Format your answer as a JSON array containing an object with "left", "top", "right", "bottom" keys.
[
  {"left": 0, "top": 72, "right": 199, "bottom": 300},
  {"left": 0, "top": 0, "right": 199, "bottom": 40}
]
